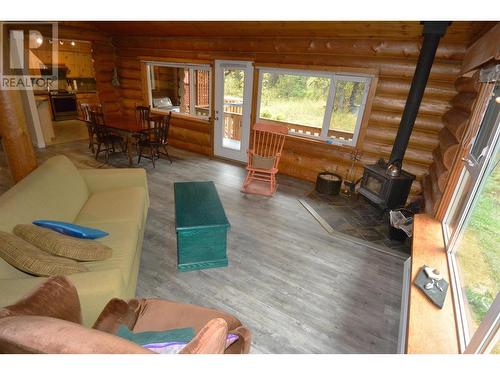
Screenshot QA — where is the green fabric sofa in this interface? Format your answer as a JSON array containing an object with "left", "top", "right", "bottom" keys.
[{"left": 0, "top": 155, "right": 150, "bottom": 326}]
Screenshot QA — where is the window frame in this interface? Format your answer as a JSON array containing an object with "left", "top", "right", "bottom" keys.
[
  {"left": 144, "top": 60, "right": 212, "bottom": 121},
  {"left": 442, "top": 82, "right": 500, "bottom": 353},
  {"left": 255, "top": 66, "right": 372, "bottom": 147}
]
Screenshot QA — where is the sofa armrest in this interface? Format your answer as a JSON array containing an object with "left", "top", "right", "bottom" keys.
[
  {"left": 79, "top": 168, "right": 150, "bottom": 208},
  {"left": 0, "top": 268, "right": 124, "bottom": 327}
]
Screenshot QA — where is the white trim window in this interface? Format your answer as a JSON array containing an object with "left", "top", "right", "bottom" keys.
[
  {"left": 256, "top": 67, "right": 372, "bottom": 146},
  {"left": 144, "top": 61, "right": 211, "bottom": 120},
  {"left": 443, "top": 81, "right": 500, "bottom": 354}
]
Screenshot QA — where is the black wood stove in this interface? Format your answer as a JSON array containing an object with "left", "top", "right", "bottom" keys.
[
  {"left": 360, "top": 162, "right": 415, "bottom": 210},
  {"left": 359, "top": 21, "right": 450, "bottom": 210}
]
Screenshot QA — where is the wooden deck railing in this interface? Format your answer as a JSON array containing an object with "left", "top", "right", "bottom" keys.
[
  {"left": 197, "top": 101, "right": 353, "bottom": 143},
  {"left": 261, "top": 119, "right": 354, "bottom": 142},
  {"left": 223, "top": 101, "right": 243, "bottom": 141}
]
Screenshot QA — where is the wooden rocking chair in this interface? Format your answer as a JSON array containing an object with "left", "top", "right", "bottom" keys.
[{"left": 241, "top": 122, "right": 288, "bottom": 196}]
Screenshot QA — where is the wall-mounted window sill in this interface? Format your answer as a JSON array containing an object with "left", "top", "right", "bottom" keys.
[{"left": 406, "top": 214, "right": 460, "bottom": 354}]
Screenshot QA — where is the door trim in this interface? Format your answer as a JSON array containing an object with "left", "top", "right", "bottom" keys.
[{"left": 213, "top": 60, "right": 254, "bottom": 163}]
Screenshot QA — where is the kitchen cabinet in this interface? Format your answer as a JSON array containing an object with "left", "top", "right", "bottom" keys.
[
  {"left": 33, "top": 42, "right": 95, "bottom": 79},
  {"left": 57, "top": 52, "right": 95, "bottom": 78}
]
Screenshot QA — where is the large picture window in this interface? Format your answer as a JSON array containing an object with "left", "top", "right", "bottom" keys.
[
  {"left": 444, "top": 82, "right": 500, "bottom": 354},
  {"left": 256, "top": 67, "right": 372, "bottom": 146},
  {"left": 145, "top": 62, "right": 211, "bottom": 120}
]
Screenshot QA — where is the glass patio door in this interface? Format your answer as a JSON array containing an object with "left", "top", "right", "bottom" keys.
[
  {"left": 444, "top": 82, "right": 500, "bottom": 353},
  {"left": 214, "top": 61, "right": 253, "bottom": 162}
]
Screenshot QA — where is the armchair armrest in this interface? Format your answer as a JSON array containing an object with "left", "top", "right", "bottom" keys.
[
  {"left": 0, "top": 268, "right": 125, "bottom": 327},
  {"left": 227, "top": 326, "right": 252, "bottom": 354},
  {"left": 0, "top": 276, "right": 82, "bottom": 324},
  {"left": 0, "top": 315, "right": 153, "bottom": 354}
]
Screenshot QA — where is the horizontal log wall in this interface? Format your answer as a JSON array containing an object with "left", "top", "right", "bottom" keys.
[
  {"left": 423, "top": 72, "right": 480, "bottom": 214},
  {"left": 106, "top": 34, "right": 472, "bottom": 199},
  {"left": 91, "top": 41, "right": 122, "bottom": 117},
  {"left": 64, "top": 21, "right": 481, "bottom": 201}
]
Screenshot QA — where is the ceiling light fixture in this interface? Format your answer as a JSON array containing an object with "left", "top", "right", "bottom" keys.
[{"left": 71, "top": 41, "right": 75, "bottom": 46}]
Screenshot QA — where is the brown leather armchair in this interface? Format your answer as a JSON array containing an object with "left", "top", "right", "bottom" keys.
[{"left": 0, "top": 276, "right": 251, "bottom": 354}]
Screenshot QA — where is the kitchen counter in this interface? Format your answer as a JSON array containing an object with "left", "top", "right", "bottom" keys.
[{"left": 34, "top": 91, "right": 97, "bottom": 96}]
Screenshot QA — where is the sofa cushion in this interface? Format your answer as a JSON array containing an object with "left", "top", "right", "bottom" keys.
[
  {"left": 0, "top": 156, "right": 90, "bottom": 233},
  {"left": 13, "top": 224, "right": 112, "bottom": 261},
  {"left": 75, "top": 187, "right": 146, "bottom": 230},
  {"left": 0, "top": 231, "right": 88, "bottom": 276},
  {"left": 0, "top": 257, "right": 31, "bottom": 279},
  {"left": 75, "top": 221, "right": 140, "bottom": 284}
]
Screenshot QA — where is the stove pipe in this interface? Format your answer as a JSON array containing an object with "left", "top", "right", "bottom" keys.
[{"left": 388, "top": 21, "right": 451, "bottom": 166}]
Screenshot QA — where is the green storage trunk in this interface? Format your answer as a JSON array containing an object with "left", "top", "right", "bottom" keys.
[{"left": 174, "top": 181, "right": 230, "bottom": 272}]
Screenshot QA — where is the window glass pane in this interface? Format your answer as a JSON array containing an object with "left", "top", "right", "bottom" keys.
[
  {"left": 181, "top": 68, "right": 190, "bottom": 113},
  {"left": 445, "top": 169, "right": 474, "bottom": 239},
  {"left": 455, "top": 145, "right": 499, "bottom": 340},
  {"left": 193, "top": 69, "right": 210, "bottom": 117},
  {"left": 150, "top": 66, "right": 184, "bottom": 113},
  {"left": 149, "top": 65, "right": 210, "bottom": 119},
  {"left": 491, "top": 337, "right": 500, "bottom": 354},
  {"left": 470, "top": 84, "right": 499, "bottom": 162},
  {"left": 259, "top": 72, "right": 330, "bottom": 137},
  {"left": 222, "top": 68, "right": 245, "bottom": 151},
  {"left": 329, "top": 80, "right": 366, "bottom": 142}
]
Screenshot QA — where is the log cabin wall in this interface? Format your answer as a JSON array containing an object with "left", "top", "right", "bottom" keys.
[
  {"left": 423, "top": 73, "right": 480, "bottom": 214},
  {"left": 425, "top": 22, "right": 500, "bottom": 216},
  {"left": 91, "top": 40, "right": 122, "bottom": 117},
  {"left": 83, "top": 22, "right": 492, "bottom": 199}
]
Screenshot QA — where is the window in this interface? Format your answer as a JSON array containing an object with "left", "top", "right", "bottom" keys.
[
  {"left": 444, "top": 82, "right": 500, "bottom": 353},
  {"left": 256, "top": 67, "right": 372, "bottom": 146},
  {"left": 145, "top": 62, "right": 211, "bottom": 120}
]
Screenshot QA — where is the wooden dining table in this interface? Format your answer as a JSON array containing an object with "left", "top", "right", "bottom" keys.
[{"left": 103, "top": 114, "right": 154, "bottom": 166}]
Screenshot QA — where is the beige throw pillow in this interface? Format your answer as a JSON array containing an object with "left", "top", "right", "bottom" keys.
[
  {"left": 13, "top": 224, "right": 112, "bottom": 261},
  {"left": 0, "top": 231, "right": 88, "bottom": 276},
  {"left": 252, "top": 154, "right": 275, "bottom": 170}
]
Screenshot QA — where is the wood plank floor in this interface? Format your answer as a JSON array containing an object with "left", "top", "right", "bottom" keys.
[{"left": 0, "top": 140, "right": 404, "bottom": 353}]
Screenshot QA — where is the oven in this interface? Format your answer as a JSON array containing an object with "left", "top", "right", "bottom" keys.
[{"left": 49, "top": 91, "right": 78, "bottom": 121}]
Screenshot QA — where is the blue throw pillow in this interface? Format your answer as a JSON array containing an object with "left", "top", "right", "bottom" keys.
[{"left": 33, "top": 220, "right": 108, "bottom": 239}]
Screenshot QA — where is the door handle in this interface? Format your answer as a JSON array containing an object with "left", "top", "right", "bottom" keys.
[{"left": 461, "top": 157, "right": 474, "bottom": 167}]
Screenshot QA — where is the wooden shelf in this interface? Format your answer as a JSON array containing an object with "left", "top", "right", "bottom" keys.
[{"left": 406, "top": 214, "right": 460, "bottom": 354}]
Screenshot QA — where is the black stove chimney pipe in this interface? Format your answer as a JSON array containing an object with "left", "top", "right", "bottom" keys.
[{"left": 388, "top": 21, "right": 450, "bottom": 165}]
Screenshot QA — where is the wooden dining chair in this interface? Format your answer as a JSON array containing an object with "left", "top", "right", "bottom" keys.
[
  {"left": 135, "top": 105, "right": 151, "bottom": 129},
  {"left": 80, "top": 103, "right": 98, "bottom": 152},
  {"left": 137, "top": 113, "right": 172, "bottom": 168},
  {"left": 241, "top": 122, "right": 288, "bottom": 196},
  {"left": 90, "top": 110, "right": 125, "bottom": 163}
]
